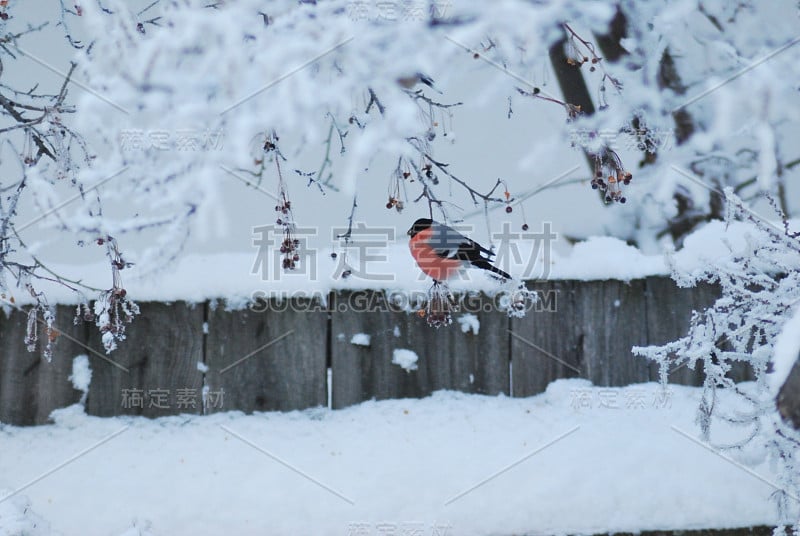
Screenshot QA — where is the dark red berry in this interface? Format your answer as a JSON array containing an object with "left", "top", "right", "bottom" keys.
[
  {"left": 330, "top": 253, "right": 337, "bottom": 260},
  {"left": 505, "top": 206, "right": 512, "bottom": 213},
  {"left": 386, "top": 202, "right": 393, "bottom": 209},
  {"left": 620, "top": 197, "right": 627, "bottom": 204},
  {"left": 522, "top": 224, "right": 529, "bottom": 231}
]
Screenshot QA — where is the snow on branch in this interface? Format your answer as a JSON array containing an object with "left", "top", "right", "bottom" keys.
[
  {"left": 634, "top": 189, "right": 800, "bottom": 525},
  {"left": 0, "top": 2, "right": 142, "bottom": 354}
]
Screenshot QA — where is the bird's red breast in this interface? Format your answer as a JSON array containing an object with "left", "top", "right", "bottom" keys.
[{"left": 409, "top": 227, "right": 462, "bottom": 281}]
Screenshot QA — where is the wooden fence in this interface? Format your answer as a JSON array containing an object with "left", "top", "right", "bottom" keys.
[{"left": 0, "top": 276, "right": 750, "bottom": 426}]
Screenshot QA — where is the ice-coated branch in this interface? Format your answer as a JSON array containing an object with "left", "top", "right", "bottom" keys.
[{"left": 634, "top": 189, "right": 800, "bottom": 523}]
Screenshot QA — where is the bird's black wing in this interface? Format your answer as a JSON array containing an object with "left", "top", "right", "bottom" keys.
[
  {"left": 429, "top": 222, "right": 494, "bottom": 261},
  {"left": 429, "top": 222, "right": 510, "bottom": 279}
]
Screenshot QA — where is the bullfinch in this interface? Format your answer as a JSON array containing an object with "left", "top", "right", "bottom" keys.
[
  {"left": 407, "top": 218, "right": 511, "bottom": 282},
  {"left": 396, "top": 72, "right": 443, "bottom": 94}
]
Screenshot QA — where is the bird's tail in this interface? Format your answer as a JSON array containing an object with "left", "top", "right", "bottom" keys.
[
  {"left": 471, "top": 260, "right": 511, "bottom": 280},
  {"left": 418, "top": 74, "right": 443, "bottom": 94}
]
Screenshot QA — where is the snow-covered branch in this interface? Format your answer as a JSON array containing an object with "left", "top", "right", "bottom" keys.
[{"left": 634, "top": 190, "right": 800, "bottom": 526}]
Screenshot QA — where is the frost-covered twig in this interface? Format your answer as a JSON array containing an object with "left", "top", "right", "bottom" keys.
[
  {"left": 634, "top": 189, "right": 800, "bottom": 525},
  {"left": 0, "top": 8, "right": 140, "bottom": 355}
]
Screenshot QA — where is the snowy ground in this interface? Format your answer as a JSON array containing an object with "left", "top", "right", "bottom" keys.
[{"left": 0, "top": 380, "right": 783, "bottom": 536}]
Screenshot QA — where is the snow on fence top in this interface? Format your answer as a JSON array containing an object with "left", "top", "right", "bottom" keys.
[{"left": 2, "top": 220, "right": 782, "bottom": 306}]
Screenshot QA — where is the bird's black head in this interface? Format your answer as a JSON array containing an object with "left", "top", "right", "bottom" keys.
[{"left": 407, "top": 218, "right": 433, "bottom": 238}]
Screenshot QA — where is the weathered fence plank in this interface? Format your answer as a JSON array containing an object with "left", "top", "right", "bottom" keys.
[
  {"left": 331, "top": 290, "right": 509, "bottom": 409},
  {"left": 579, "top": 279, "right": 651, "bottom": 386},
  {"left": 511, "top": 281, "right": 583, "bottom": 397},
  {"left": 85, "top": 302, "right": 204, "bottom": 418},
  {"left": 0, "top": 305, "right": 86, "bottom": 425},
  {"left": 204, "top": 299, "right": 327, "bottom": 413}
]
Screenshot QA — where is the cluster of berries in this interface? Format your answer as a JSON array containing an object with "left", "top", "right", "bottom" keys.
[
  {"left": 386, "top": 197, "right": 405, "bottom": 211},
  {"left": 591, "top": 150, "right": 632, "bottom": 204},
  {"left": 276, "top": 200, "right": 299, "bottom": 270},
  {"left": 419, "top": 281, "right": 456, "bottom": 328},
  {"left": 93, "top": 236, "right": 139, "bottom": 351}
]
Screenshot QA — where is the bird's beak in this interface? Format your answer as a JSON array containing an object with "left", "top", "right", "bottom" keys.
[{"left": 407, "top": 228, "right": 413, "bottom": 236}]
